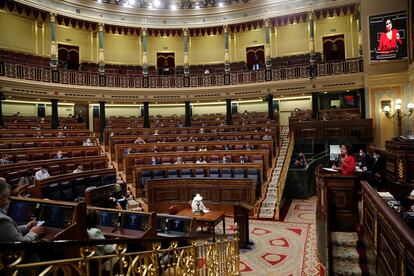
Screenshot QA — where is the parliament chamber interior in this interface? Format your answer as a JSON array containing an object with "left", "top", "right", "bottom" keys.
[{"left": 0, "top": 0, "right": 414, "bottom": 275}]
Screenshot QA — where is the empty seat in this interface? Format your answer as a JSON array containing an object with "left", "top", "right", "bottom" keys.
[
  {"left": 134, "top": 158, "right": 144, "bottom": 165},
  {"left": 48, "top": 165, "right": 61, "bottom": 176},
  {"left": 195, "top": 168, "right": 205, "bottom": 178},
  {"left": 73, "top": 177, "right": 87, "bottom": 198},
  {"left": 60, "top": 181, "right": 74, "bottom": 201},
  {"left": 12, "top": 143, "right": 23, "bottom": 148},
  {"left": 53, "top": 141, "right": 63, "bottom": 147},
  {"left": 89, "top": 175, "right": 102, "bottom": 187},
  {"left": 168, "top": 170, "right": 178, "bottom": 177},
  {"left": 32, "top": 153, "right": 44, "bottom": 160},
  {"left": 209, "top": 168, "right": 219, "bottom": 177},
  {"left": 24, "top": 142, "right": 36, "bottom": 148},
  {"left": 94, "top": 161, "right": 106, "bottom": 169},
  {"left": 71, "top": 151, "right": 81, "bottom": 158},
  {"left": 65, "top": 163, "right": 76, "bottom": 173},
  {"left": 46, "top": 183, "right": 62, "bottom": 200},
  {"left": 15, "top": 154, "right": 28, "bottom": 162},
  {"left": 103, "top": 174, "right": 116, "bottom": 185},
  {"left": 40, "top": 142, "right": 51, "bottom": 147},
  {"left": 180, "top": 169, "right": 191, "bottom": 178},
  {"left": 161, "top": 157, "right": 172, "bottom": 164},
  {"left": 85, "top": 151, "right": 95, "bottom": 156}
]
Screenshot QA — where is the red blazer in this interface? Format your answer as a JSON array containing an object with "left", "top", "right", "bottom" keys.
[
  {"left": 377, "top": 29, "right": 402, "bottom": 52},
  {"left": 341, "top": 155, "right": 356, "bottom": 176}
]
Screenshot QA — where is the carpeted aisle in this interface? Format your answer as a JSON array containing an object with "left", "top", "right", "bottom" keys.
[{"left": 228, "top": 197, "right": 324, "bottom": 275}]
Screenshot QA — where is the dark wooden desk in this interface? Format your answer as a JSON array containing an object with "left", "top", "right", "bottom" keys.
[{"left": 176, "top": 209, "right": 225, "bottom": 235}]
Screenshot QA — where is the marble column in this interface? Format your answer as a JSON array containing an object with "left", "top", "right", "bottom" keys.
[
  {"left": 99, "top": 101, "right": 106, "bottom": 142},
  {"left": 51, "top": 99, "right": 59, "bottom": 129},
  {"left": 183, "top": 28, "right": 189, "bottom": 76},
  {"left": 224, "top": 25, "right": 230, "bottom": 72},
  {"left": 185, "top": 101, "right": 191, "bottom": 127},
  {"left": 267, "top": 94, "right": 274, "bottom": 120},
  {"left": 50, "top": 13, "right": 58, "bottom": 70},
  {"left": 226, "top": 99, "right": 233, "bottom": 125},
  {"left": 143, "top": 102, "right": 150, "bottom": 128},
  {"left": 98, "top": 23, "right": 105, "bottom": 74},
  {"left": 142, "top": 28, "right": 148, "bottom": 75},
  {"left": 264, "top": 19, "right": 271, "bottom": 69}
]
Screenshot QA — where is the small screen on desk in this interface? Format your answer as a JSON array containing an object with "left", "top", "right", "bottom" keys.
[
  {"left": 168, "top": 219, "right": 186, "bottom": 233},
  {"left": 8, "top": 201, "right": 37, "bottom": 225},
  {"left": 122, "top": 214, "right": 147, "bottom": 231},
  {"left": 99, "top": 211, "right": 119, "bottom": 227},
  {"left": 329, "top": 145, "right": 341, "bottom": 161},
  {"left": 39, "top": 204, "right": 73, "bottom": 229}
]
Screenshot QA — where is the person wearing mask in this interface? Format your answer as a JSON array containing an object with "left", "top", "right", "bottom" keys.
[
  {"left": 151, "top": 156, "right": 158, "bottom": 165},
  {"left": 333, "top": 144, "right": 356, "bottom": 176},
  {"left": 0, "top": 178, "right": 45, "bottom": 242},
  {"left": 358, "top": 149, "right": 373, "bottom": 172},
  {"left": 0, "top": 154, "right": 12, "bottom": 165},
  {"left": 195, "top": 157, "right": 207, "bottom": 164},
  {"left": 53, "top": 150, "right": 64, "bottom": 160},
  {"left": 174, "top": 157, "right": 185, "bottom": 164},
  {"left": 35, "top": 166, "right": 50, "bottom": 180},
  {"left": 372, "top": 149, "right": 386, "bottom": 188},
  {"left": 17, "top": 171, "right": 35, "bottom": 187}
]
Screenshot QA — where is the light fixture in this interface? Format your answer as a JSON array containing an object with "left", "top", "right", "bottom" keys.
[
  {"left": 170, "top": 4, "right": 177, "bottom": 10},
  {"left": 128, "top": 0, "right": 136, "bottom": 5},
  {"left": 383, "top": 98, "right": 414, "bottom": 136},
  {"left": 218, "top": 2, "right": 224, "bottom": 7},
  {"left": 97, "top": 0, "right": 102, "bottom": 3}
]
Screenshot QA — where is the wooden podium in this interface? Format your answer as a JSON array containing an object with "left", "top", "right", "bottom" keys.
[{"left": 234, "top": 202, "right": 253, "bottom": 249}]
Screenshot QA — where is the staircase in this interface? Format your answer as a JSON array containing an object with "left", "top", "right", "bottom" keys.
[
  {"left": 258, "top": 126, "right": 293, "bottom": 219},
  {"left": 331, "top": 231, "right": 363, "bottom": 276}
]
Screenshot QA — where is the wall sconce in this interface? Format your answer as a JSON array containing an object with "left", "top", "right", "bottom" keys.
[{"left": 383, "top": 99, "right": 414, "bottom": 136}]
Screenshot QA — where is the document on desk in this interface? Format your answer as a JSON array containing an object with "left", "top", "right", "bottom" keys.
[
  {"left": 322, "top": 167, "right": 338, "bottom": 172},
  {"left": 203, "top": 210, "right": 210, "bottom": 213},
  {"left": 377, "top": 192, "right": 393, "bottom": 198}
]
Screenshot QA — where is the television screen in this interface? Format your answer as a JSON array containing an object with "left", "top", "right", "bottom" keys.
[
  {"left": 168, "top": 219, "right": 186, "bottom": 233},
  {"left": 369, "top": 11, "right": 407, "bottom": 62},
  {"left": 39, "top": 204, "right": 73, "bottom": 229},
  {"left": 99, "top": 211, "right": 119, "bottom": 227},
  {"left": 122, "top": 213, "right": 148, "bottom": 231},
  {"left": 329, "top": 145, "right": 341, "bottom": 161},
  {"left": 8, "top": 201, "right": 38, "bottom": 226}
]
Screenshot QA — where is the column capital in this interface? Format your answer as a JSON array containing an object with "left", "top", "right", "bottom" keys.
[
  {"left": 142, "top": 28, "right": 147, "bottom": 35},
  {"left": 223, "top": 25, "right": 229, "bottom": 33},
  {"left": 264, "top": 18, "right": 270, "bottom": 27},
  {"left": 98, "top": 23, "right": 104, "bottom": 31},
  {"left": 50, "top": 13, "right": 56, "bottom": 21},
  {"left": 308, "top": 11, "right": 314, "bottom": 20}
]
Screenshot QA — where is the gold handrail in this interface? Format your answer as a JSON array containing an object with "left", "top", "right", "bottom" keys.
[{"left": 1, "top": 231, "right": 240, "bottom": 276}]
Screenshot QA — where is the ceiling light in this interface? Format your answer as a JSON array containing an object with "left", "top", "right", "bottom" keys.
[
  {"left": 218, "top": 2, "right": 224, "bottom": 7},
  {"left": 195, "top": 4, "right": 200, "bottom": 9},
  {"left": 97, "top": 0, "right": 102, "bottom": 3},
  {"left": 128, "top": 0, "right": 135, "bottom": 5},
  {"left": 170, "top": 4, "right": 177, "bottom": 10},
  {"left": 153, "top": 0, "right": 161, "bottom": 7}
]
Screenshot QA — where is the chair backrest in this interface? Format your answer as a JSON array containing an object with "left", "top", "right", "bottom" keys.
[
  {"left": 73, "top": 177, "right": 87, "bottom": 198},
  {"left": 60, "top": 181, "right": 74, "bottom": 201},
  {"left": 47, "top": 183, "right": 62, "bottom": 200},
  {"left": 89, "top": 175, "right": 102, "bottom": 187},
  {"left": 103, "top": 174, "right": 116, "bottom": 185}
]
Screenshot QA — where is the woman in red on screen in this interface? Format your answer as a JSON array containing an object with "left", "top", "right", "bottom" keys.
[
  {"left": 333, "top": 144, "right": 356, "bottom": 176},
  {"left": 377, "top": 19, "right": 402, "bottom": 52}
]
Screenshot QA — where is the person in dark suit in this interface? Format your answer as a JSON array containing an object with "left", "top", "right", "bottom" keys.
[
  {"left": 371, "top": 150, "right": 386, "bottom": 188},
  {"left": 0, "top": 178, "right": 44, "bottom": 242}
]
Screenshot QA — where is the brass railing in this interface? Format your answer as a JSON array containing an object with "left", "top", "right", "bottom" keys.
[
  {"left": 1, "top": 58, "right": 363, "bottom": 88},
  {"left": 0, "top": 231, "right": 240, "bottom": 276},
  {"left": 274, "top": 131, "right": 294, "bottom": 220}
]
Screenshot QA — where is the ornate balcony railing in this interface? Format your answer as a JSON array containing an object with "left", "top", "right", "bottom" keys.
[
  {"left": 1, "top": 232, "right": 240, "bottom": 276},
  {"left": 0, "top": 58, "right": 363, "bottom": 89}
]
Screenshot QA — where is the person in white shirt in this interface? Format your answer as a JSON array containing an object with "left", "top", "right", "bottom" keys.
[
  {"left": 35, "top": 167, "right": 50, "bottom": 180},
  {"left": 195, "top": 157, "right": 207, "bottom": 164},
  {"left": 86, "top": 210, "right": 117, "bottom": 272},
  {"left": 73, "top": 165, "right": 83, "bottom": 174},
  {"left": 83, "top": 138, "right": 93, "bottom": 146},
  {"left": 191, "top": 194, "right": 208, "bottom": 213}
]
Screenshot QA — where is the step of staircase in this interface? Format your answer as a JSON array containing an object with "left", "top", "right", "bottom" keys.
[{"left": 331, "top": 231, "right": 362, "bottom": 276}]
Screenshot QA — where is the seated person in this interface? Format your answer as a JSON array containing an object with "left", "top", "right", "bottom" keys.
[
  {"left": 294, "top": 153, "right": 307, "bottom": 168},
  {"left": 195, "top": 157, "right": 207, "bottom": 164},
  {"left": 124, "top": 147, "right": 133, "bottom": 156},
  {"left": 191, "top": 194, "right": 209, "bottom": 213},
  {"left": 198, "top": 145, "right": 207, "bottom": 151},
  {"left": 17, "top": 171, "right": 35, "bottom": 187},
  {"left": 57, "top": 131, "right": 66, "bottom": 138},
  {"left": 35, "top": 166, "right": 50, "bottom": 180},
  {"left": 262, "top": 134, "right": 273, "bottom": 141},
  {"left": 153, "top": 130, "right": 159, "bottom": 136},
  {"left": 0, "top": 179, "right": 45, "bottom": 242},
  {"left": 370, "top": 149, "right": 385, "bottom": 188},
  {"left": 0, "top": 154, "right": 12, "bottom": 165},
  {"left": 357, "top": 149, "right": 373, "bottom": 172},
  {"left": 108, "top": 183, "right": 126, "bottom": 210},
  {"left": 73, "top": 164, "right": 83, "bottom": 174},
  {"left": 83, "top": 138, "right": 94, "bottom": 146},
  {"left": 134, "top": 137, "right": 145, "bottom": 144},
  {"left": 240, "top": 155, "right": 247, "bottom": 163},
  {"left": 53, "top": 150, "right": 65, "bottom": 160},
  {"left": 174, "top": 157, "right": 185, "bottom": 164},
  {"left": 245, "top": 143, "right": 252, "bottom": 151},
  {"left": 86, "top": 210, "right": 117, "bottom": 272}
]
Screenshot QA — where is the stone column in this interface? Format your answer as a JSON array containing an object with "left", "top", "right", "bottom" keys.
[
  {"left": 99, "top": 101, "right": 106, "bottom": 142},
  {"left": 142, "top": 28, "right": 148, "bottom": 75},
  {"left": 98, "top": 23, "right": 105, "bottom": 74},
  {"left": 226, "top": 99, "right": 233, "bottom": 125},
  {"left": 264, "top": 19, "right": 272, "bottom": 69},
  {"left": 309, "top": 11, "right": 316, "bottom": 63},
  {"left": 50, "top": 13, "right": 58, "bottom": 70},
  {"left": 0, "top": 94, "right": 4, "bottom": 127},
  {"left": 185, "top": 101, "right": 191, "bottom": 127},
  {"left": 311, "top": 92, "right": 319, "bottom": 119},
  {"left": 51, "top": 99, "right": 59, "bottom": 129},
  {"left": 224, "top": 25, "right": 230, "bottom": 72},
  {"left": 143, "top": 102, "right": 150, "bottom": 128},
  {"left": 183, "top": 28, "right": 189, "bottom": 76},
  {"left": 267, "top": 94, "right": 274, "bottom": 120},
  {"left": 357, "top": 4, "right": 362, "bottom": 57}
]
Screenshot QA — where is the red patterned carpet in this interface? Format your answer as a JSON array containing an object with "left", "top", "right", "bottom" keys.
[{"left": 226, "top": 197, "right": 324, "bottom": 275}]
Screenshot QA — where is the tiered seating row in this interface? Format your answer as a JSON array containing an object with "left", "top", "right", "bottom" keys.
[
  {"left": 0, "top": 137, "right": 97, "bottom": 149},
  {"left": 123, "top": 150, "right": 270, "bottom": 182},
  {"left": 32, "top": 168, "right": 117, "bottom": 201},
  {"left": 0, "top": 129, "right": 91, "bottom": 138},
  {"left": 2, "top": 156, "right": 109, "bottom": 186},
  {"left": 133, "top": 163, "right": 263, "bottom": 197},
  {"left": 114, "top": 140, "right": 274, "bottom": 167},
  {"left": 109, "top": 131, "right": 276, "bottom": 157}
]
